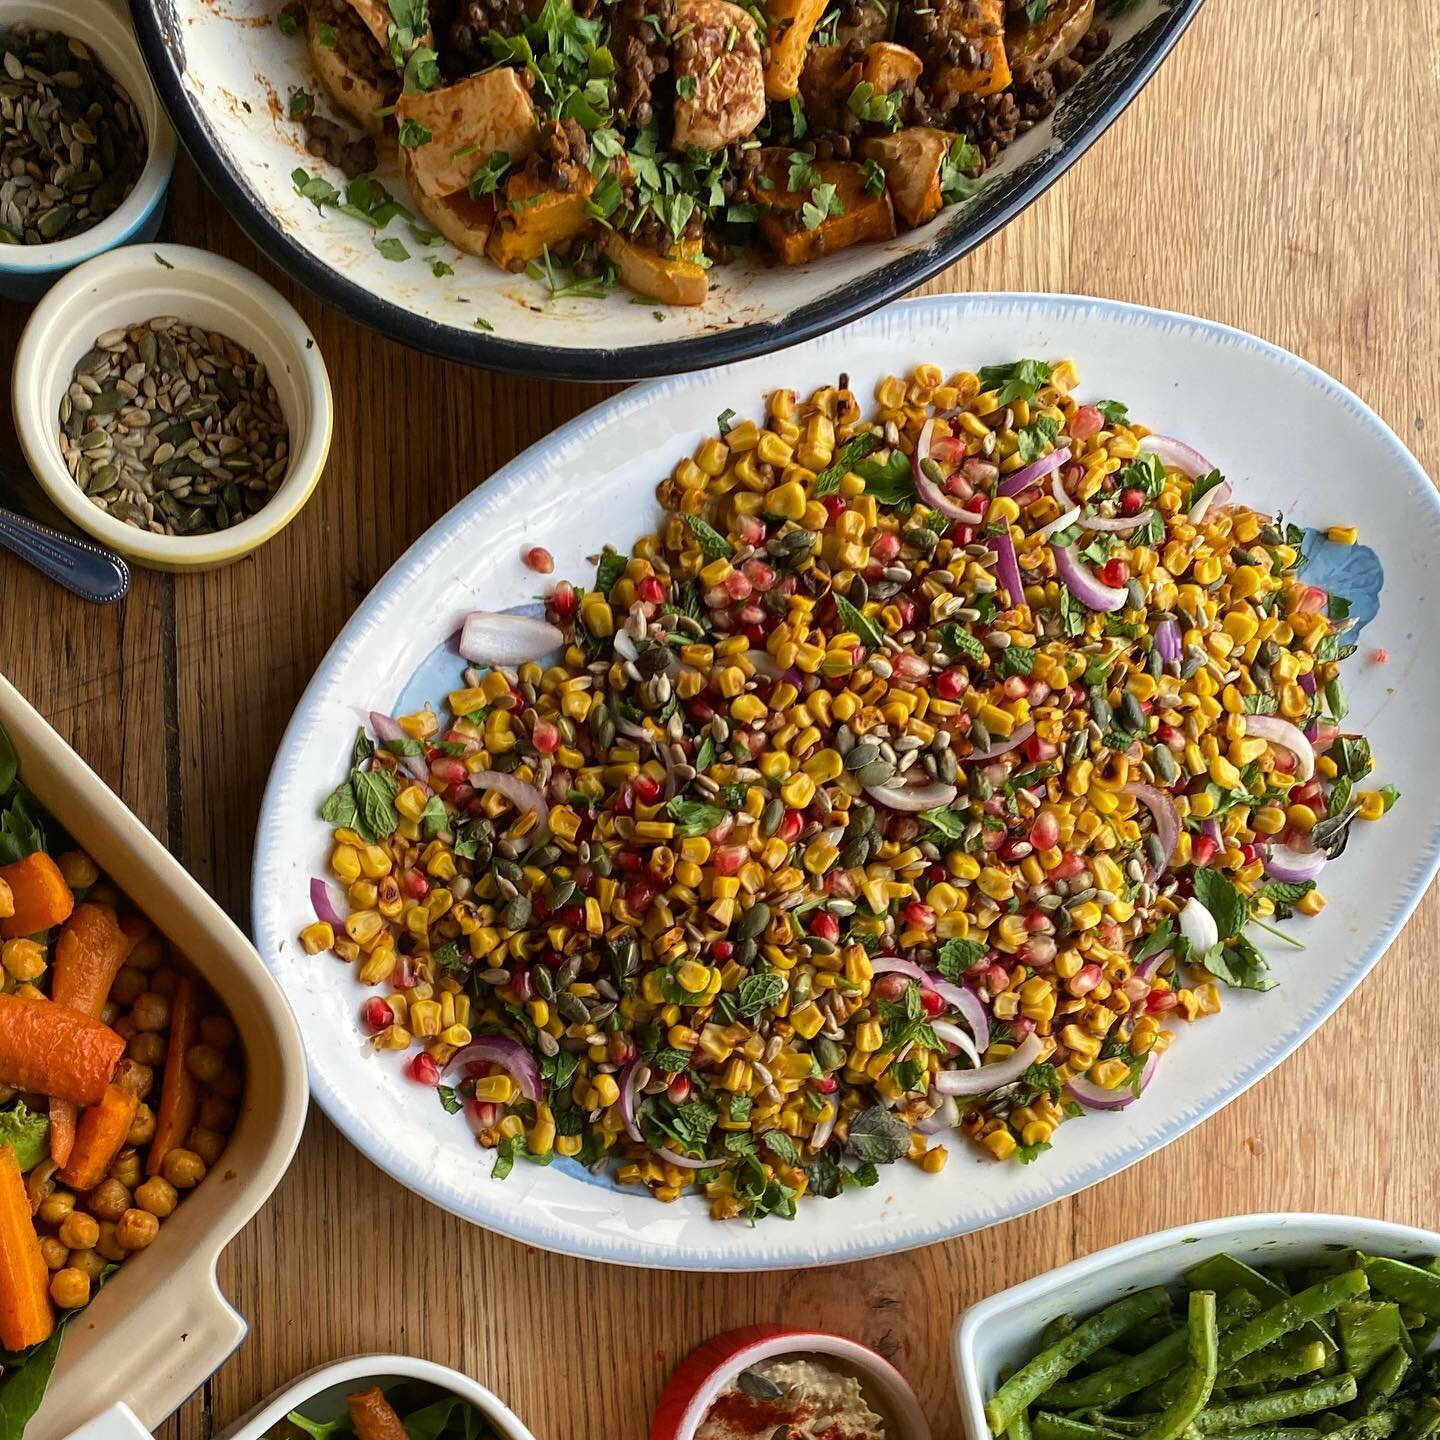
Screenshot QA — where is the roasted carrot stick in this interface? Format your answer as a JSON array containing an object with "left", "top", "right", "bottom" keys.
[
  {"left": 0, "top": 852, "right": 74, "bottom": 939},
  {"left": 147, "top": 975, "right": 200, "bottom": 1177},
  {"left": 48, "top": 904, "right": 133, "bottom": 1166},
  {"left": 0, "top": 1143, "right": 54, "bottom": 1351},
  {"left": 0, "top": 992, "right": 123, "bottom": 1106},
  {"left": 346, "top": 1387, "right": 409, "bottom": 1440},
  {"left": 58, "top": 1084, "right": 139, "bottom": 1192}
]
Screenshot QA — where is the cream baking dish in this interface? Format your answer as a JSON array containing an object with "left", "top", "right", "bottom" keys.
[{"left": 0, "top": 672, "right": 309, "bottom": 1440}]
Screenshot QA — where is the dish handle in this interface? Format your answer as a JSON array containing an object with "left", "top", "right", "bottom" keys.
[{"left": 60, "top": 1402, "right": 153, "bottom": 1440}]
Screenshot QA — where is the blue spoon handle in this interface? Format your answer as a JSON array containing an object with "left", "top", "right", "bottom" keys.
[{"left": 0, "top": 506, "right": 131, "bottom": 604}]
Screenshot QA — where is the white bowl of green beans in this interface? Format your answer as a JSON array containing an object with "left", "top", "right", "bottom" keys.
[{"left": 954, "top": 1214, "right": 1440, "bottom": 1440}]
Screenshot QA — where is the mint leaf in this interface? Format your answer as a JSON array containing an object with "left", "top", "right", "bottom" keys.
[{"left": 833, "top": 593, "right": 885, "bottom": 651}]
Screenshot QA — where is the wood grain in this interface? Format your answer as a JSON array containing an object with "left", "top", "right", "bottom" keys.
[{"left": 2, "top": 1, "right": 1438, "bottom": 1436}]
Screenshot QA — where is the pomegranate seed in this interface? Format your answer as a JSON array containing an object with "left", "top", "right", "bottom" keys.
[
  {"left": 636, "top": 575, "right": 666, "bottom": 604},
  {"left": 408, "top": 1052, "right": 440, "bottom": 1086},
  {"left": 687, "top": 698, "right": 715, "bottom": 724},
  {"left": 1018, "top": 936, "right": 1057, "bottom": 967},
  {"left": 511, "top": 968, "right": 534, "bottom": 1002},
  {"left": 1239, "top": 842, "right": 1261, "bottom": 865},
  {"left": 609, "top": 1034, "right": 636, "bottom": 1066},
  {"left": 919, "top": 988, "right": 945, "bottom": 1017},
  {"left": 725, "top": 571, "right": 753, "bottom": 601},
  {"left": 1024, "top": 908, "right": 1052, "bottom": 932},
  {"left": 998, "top": 838, "right": 1030, "bottom": 864},
  {"left": 1030, "top": 811, "right": 1059, "bottom": 850},
  {"left": 548, "top": 580, "right": 577, "bottom": 618},
  {"left": 431, "top": 756, "right": 466, "bottom": 784},
  {"left": 984, "top": 962, "right": 1011, "bottom": 995},
  {"left": 362, "top": 997, "right": 394, "bottom": 1032},
  {"left": 1147, "top": 989, "right": 1179, "bottom": 1013},
  {"left": 1002, "top": 675, "right": 1029, "bottom": 700},
  {"left": 1024, "top": 734, "right": 1059, "bottom": 764},
  {"left": 626, "top": 879, "right": 656, "bottom": 912},
  {"left": 903, "top": 901, "right": 934, "bottom": 929},
  {"left": 1297, "top": 585, "right": 1328, "bottom": 614},
  {"left": 813, "top": 1075, "right": 839, "bottom": 1094},
  {"left": 936, "top": 668, "right": 968, "bottom": 700},
  {"left": 402, "top": 869, "right": 429, "bottom": 899},
  {"left": 712, "top": 940, "right": 734, "bottom": 961},
  {"left": 1070, "top": 405, "right": 1103, "bottom": 440},
  {"left": 737, "top": 514, "right": 767, "bottom": 545},
  {"left": 532, "top": 720, "right": 560, "bottom": 754},
  {"left": 1012, "top": 1017, "right": 1036, "bottom": 1039},
  {"left": 541, "top": 951, "right": 565, "bottom": 969},
  {"left": 931, "top": 435, "right": 967, "bottom": 463},
  {"left": 713, "top": 844, "right": 748, "bottom": 875},
  {"left": 1120, "top": 488, "right": 1145, "bottom": 516},
  {"left": 871, "top": 532, "right": 901, "bottom": 563},
  {"left": 950, "top": 524, "right": 975, "bottom": 546},
  {"left": 1100, "top": 558, "right": 1130, "bottom": 587},
  {"left": 1191, "top": 835, "right": 1218, "bottom": 867},
  {"left": 778, "top": 810, "right": 804, "bottom": 843},
  {"left": 1053, "top": 851, "right": 1085, "bottom": 879},
  {"left": 894, "top": 653, "right": 929, "bottom": 682},
  {"left": 666, "top": 1074, "right": 692, "bottom": 1105},
  {"left": 822, "top": 495, "right": 846, "bottom": 518},
  {"left": 705, "top": 811, "right": 736, "bottom": 844},
  {"left": 561, "top": 904, "right": 584, "bottom": 928},
  {"left": 470, "top": 1100, "right": 498, "bottom": 1128},
  {"left": 703, "top": 584, "right": 731, "bottom": 609},
  {"left": 742, "top": 559, "right": 776, "bottom": 588},
  {"left": 744, "top": 624, "right": 766, "bottom": 646},
  {"left": 633, "top": 774, "right": 662, "bottom": 805},
  {"left": 616, "top": 849, "right": 643, "bottom": 873},
  {"left": 1272, "top": 749, "right": 1297, "bottom": 774},
  {"left": 874, "top": 973, "right": 911, "bottom": 1002},
  {"left": 1069, "top": 963, "right": 1104, "bottom": 997},
  {"left": 1374, "top": 647, "right": 1389, "bottom": 664},
  {"left": 523, "top": 546, "right": 554, "bottom": 574},
  {"left": 810, "top": 911, "right": 840, "bottom": 943},
  {"left": 895, "top": 598, "right": 916, "bottom": 625},
  {"left": 1157, "top": 723, "right": 1182, "bottom": 745}
]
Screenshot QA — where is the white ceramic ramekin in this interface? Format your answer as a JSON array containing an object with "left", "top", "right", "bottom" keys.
[
  {"left": 952, "top": 1213, "right": 1440, "bottom": 1440},
  {"left": 0, "top": 0, "right": 176, "bottom": 300},
  {"left": 12, "top": 242, "right": 333, "bottom": 571},
  {"left": 651, "top": 1325, "right": 933, "bottom": 1440},
  {"left": 0, "top": 672, "right": 310, "bottom": 1440}
]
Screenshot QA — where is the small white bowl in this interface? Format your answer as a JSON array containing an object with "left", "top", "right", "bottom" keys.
[
  {"left": 0, "top": 0, "right": 177, "bottom": 300},
  {"left": 952, "top": 1213, "right": 1440, "bottom": 1440},
  {"left": 13, "top": 242, "right": 333, "bottom": 570},
  {"left": 651, "top": 1326, "right": 932, "bottom": 1440}
]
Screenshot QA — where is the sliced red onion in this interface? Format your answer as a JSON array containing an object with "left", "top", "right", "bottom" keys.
[
  {"left": 1188, "top": 480, "right": 1231, "bottom": 525},
  {"left": 1038, "top": 505, "right": 1080, "bottom": 540},
  {"left": 931, "top": 1020, "right": 981, "bottom": 1068},
  {"left": 988, "top": 529, "right": 1025, "bottom": 608},
  {"left": 1051, "top": 470, "right": 1072, "bottom": 512},
  {"left": 459, "top": 611, "right": 564, "bottom": 667},
  {"left": 810, "top": 1104, "right": 837, "bottom": 1151},
  {"left": 310, "top": 877, "right": 346, "bottom": 931},
  {"left": 933, "top": 1031, "right": 1044, "bottom": 1097},
  {"left": 998, "top": 445, "right": 1071, "bottom": 498},
  {"left": 963, "top": 720, "right": 1036, "bottom": 764},
  {"left": 1124, "top": 947, "right": 1172, "bottom": 1002},
  {"left": 619, "top": 1059, "right": 643, "bottom": 1143},
  {"left": 470, "top": 769, "right": 549, "bottom": 848},
  {"left": 1066, "top": 1054, "right": 1157, "bottom": 1111},
  {"left": 1123, "top": 782, "right": 1179, "bottom": 879},
  {"left": 1265, "top": 843, "right": 1327, "bottom": 884},
  {"left": 1136, "top": 948, "right": 1172, "bottom": 982},
  {"left": 1079, "top": 510, "right": 1155, "bottom": 534},
  {"left": 1299, "top": 671, "right": 1318, "bottom": 697},
  {"left": 937, "top": 980, "right": 992, "bottom": 1052},
  {"left": 1242, "top": 715, "right": 1316, "bottom": 781},
  {"left": 747, "top": 649, "right": 783, "bottom": 679},
  {"left": 1153, "top": 618, "right": 1182, "bottom": 665},
  {"left": 1180, "top": 895, "right": 1219, "bottom": 956},
  {"left": 864, "top": 778, "right": 959, "bottom": 813},
  {"left": 655, "top": 1146, "right": 716, "bottom": 1170},
  {"left": 869, "top": 955, "right": 928, "bottom": 982},
  {"left": 912, "top": 420, "right": 987, "bottom": 524},
  {"left": 1200, "top": 818, "right": 1223, "bottom": 852},
  {"left": 369, "top": 711, "right": 428, "bottom": 784},
  {"left": 1139, "top": 434, "right": 1213, "bottom": 478},
  {"left": 917, "top": 1091, "right": 960, "bottom": 1135},
  {"left": 1053, "top": 541, "right": 1127, "bottom": 612},
  {"left": 448, "top": 1035, "right": 542, "bottom": 1103}
]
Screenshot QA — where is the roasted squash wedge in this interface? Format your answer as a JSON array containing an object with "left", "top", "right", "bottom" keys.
[
  {"left": 798, "top": 45, "right": 862, "bottom": 127},
  {"left": 1007, "top": 0, "right": 1095, "bottom": 72},
  {"left": 486, "top": 169, "right": 595, "bottom": 271},
  {"left": 345, "top": 0, "right": 397, "bottom": 52},
  {"left": 602, "top": 231, "right": 709, "bottom": 306},
  {"left": 672, "top": 0, "right": 766, "bottom": 152},
  {"left": 861, "top": 42, "right": 923, "bottom": 97},
  {"left": 756, "top": 151, "right": 896, "bottom": 265},
  {"left": 921, "top": 0, "right": 1012, "bottom": 102},
  {"left": 305, "top": 13, "right": 393, "bottom": 136},
  {"left": 764, "top": 0, "right": 830, "bottom": 101},
  {"left": 396, "top": 69, "right": 539, "bottom": 200},
  {"left": 404, "top": 151, "right": 495, "bottom": 255},
  {"left": 860, "top": 127, "right": 953, "bottom": 230}
]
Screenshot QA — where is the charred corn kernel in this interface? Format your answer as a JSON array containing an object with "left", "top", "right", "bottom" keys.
[
  {"left": 2, "top": 938, "right": 45, "bottom": 981},
  {"left": 1297, "top": 889, "right": 1326, "bottom": 916},
  {"left": 409, "top": 998, "right": 442, "bottom": 1036},
  {"left": 1252, "top": 805, "right": 1286, "bottom": 835},
  {"left": 374, "top": 1024, "right": 411, "bottom": 1051},
  {"left": 300, "top": 922, "right": 334, "bottom": 955},
  {"left": 1326, "top": 525, "right": 1358, "bottom": 545},
  {"left": 948, "top": 853, "right": 981, "bottom": 882},
  {"left": 982, "top": 1129, "right": 1017, "bottom": 1161},
  {"left": 473, "top": 1074, "right": 516, "bottom": 1104},
  {"left": 921, "top": 1145, "right": 949, "bottom": 1174},
  {"left": 331, "top": 845, "right": 362, "bottom": 883},
  {"left": 1089, "top": 1058, "right": 1131, "bottom": 1090},
  {"left": 780, "top": 772, "right": 815, "bottom": 808},
  {"left": 1356, "top": 790, "right": 1386, "bottom": 821},
  {"left": 590, "top": 1073, "right": 621, "bottom": 1109},
  {"left": 731, "top": 694, "right": 767, "bottom": 724},
  {"left": 1209, "top": 755, "right": 1242, "bottom": 789},
  {"left": 1285, "top": 803, "right": 1318, "bottom": 832},
  {"left": 440, "top": 1024, "right": 471, "bottom": 1048}
]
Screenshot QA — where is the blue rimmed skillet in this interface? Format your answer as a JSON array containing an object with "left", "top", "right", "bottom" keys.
[{"left": 129, "top": 0, "right": 1204, "bottom": 383}]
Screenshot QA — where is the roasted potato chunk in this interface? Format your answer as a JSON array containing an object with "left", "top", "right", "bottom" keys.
[
  {"left": 305, "top": 12, "right": 393, "bottom": 137},
  {"left": 764, "top": 0, "right": 830, "bottom": 101},
  {"left": 1007, "top": 0, "right": 1095, "bottom": 73},
  {"left": 396, "top": 69, "right": 539, "bottom": 200},
  {"left": 756, "top": 150, "right": 897, "bottom": 265},
  {"left": 602, "top": 231, "right": 709, "bottom": 306},
  {"left": 860, "top": 127, "right": 955, "bottom": 229},
  {"left": 345, "top": 0, "right": 396, "bottom": 52},
  {"left": 671, "top": 0, "right": 766, "bottom": 152},
  {"left": 485, "top": 169, "right": 595, "bottom": 271}
]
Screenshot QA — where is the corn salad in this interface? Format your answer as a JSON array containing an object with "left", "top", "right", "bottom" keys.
[{"left": 306, "top": 358, "right": 1394, "bottom": 1221}]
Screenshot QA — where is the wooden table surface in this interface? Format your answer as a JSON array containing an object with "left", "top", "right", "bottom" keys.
[{"left": 2, "top": 1, "right": 1437, "bottom": 1436}]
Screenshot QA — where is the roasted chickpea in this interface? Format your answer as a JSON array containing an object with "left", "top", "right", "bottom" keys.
[
  {"left": 110, "top": 966, "right": 147, "bottom": 1008},
  {"left": 127, "top": 1029, "right": 166, "bottom": 1066},
  {"left": 198, "top": 1097, "right": 235, "bottom": 1133},
  {"left": 149, "top": 968, "right": 179, "bottom": 998},
  {"left": 184, "top": 1044, "right": 225, "bottom": 1085},
  {"left": 87, "top": 883, "right": 119, "bottom": 909},
  {"left": 212, "top": 1068, "right": 244, "bottom": 1101},
  {"left": 96, "top": 1221, "right": 127, "bottom": 1263},
  {"left": 130, "top": 992, "right": 171, "bottom": 1032},
  {"left": 115, "top": 1058, "right": 154, "bottom": 1099},
  {"left": 115, "top": 1208, "right": 160, "bottom": 1252},
  {"left": 161, "top": 1148, "right": 206, "bottom": 1190},
  {"left": 37, "top": 1190, "right": 75, "bottom": 1227},
  {"left": 57, "top": 850, "right": 99, "bottom": 890},
  {"left": 58, "top": 1212, "right": 100, "bottom": 1250},
  {"left": 86, "top": 1178, "right": 131, "bottom": 1221},
  {"left": 127, "top": 1103, "right": 157, "bottom": 1147},
  {"left": 2, "top": 938, "right": 46, "bottom": 983},
  {"left": 127, "top": 933, "right": 163, "bottom": 972},
  {"left": 134, "top": 1176, "right": 178, "bottom": 1219},
  {"left": 50, "top": 1267, "right": 91, "bottom": 1309},
  {"left": 186, "top": 1128, "right": 226, "bottom": 1166},
  {"left": 68, "top": 1246, "right": 107, "bottom": 1282},
  {"left": 39, "top": 1237, "right": 69, "bottom": 1271},
  {"left": 108, "top": 1147, "right": 142, "bottom": 1189},
  {"left": 199, "top": 1014, "right": 236, "bottom": 1050}
]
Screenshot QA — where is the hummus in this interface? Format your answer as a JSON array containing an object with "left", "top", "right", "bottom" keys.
[{"left": 695, "top": 1357, "right": 889, "bottom": 1440}]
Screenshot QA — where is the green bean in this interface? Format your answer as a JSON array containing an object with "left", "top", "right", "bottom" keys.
[
  {"left": 1140, "top": 1291, "right": 1219, "bottom": 1440},
  {"left": 1203, "top": 1431, "right": 1325, "bottom": 1440},
  {"left": 1364, "top": 1260, "right": 1440, "bottom": 1322},
  {"left": 1220, "top": 1340, "right": 1329, "bottom": 1389},
  {"left": 1187, "top": 1256, "right": 1338, "bottom": 1358},
  {"left": 1047, "top": 1329, "right": 1191, "bottom": 1410},
  {"left": 1400, "top": 1402, "right": 1440, "bottom": 1440},
  {"left": 1195, "top": 1375, "right": 1359, "bottom": 1432},
  {"left": 1035, "top": 1416, "right": 1130, "bottom": 1440},
  {"left": 1323, "top": 1413, "right": 1401, "bottom": 1440},
  {"left": 1008, "top": 1399, "right": 1036, "bottom": 1440},
  {"left": 1355, "top": 1349, "right": 1409, "bottom": 1416},
  {"left": 1220, "top": 1273, "right": 1370, "bottom": 1371},
  {"left": 1138, "top": 1291, "right": 1267, "bottom": 1411},
  {"left": 1338, "top": 1302, "right": 1408, "bottom": 1378},
  {"left": 987, "top": 1289, "right": 1174, "bottom": 1436},
  {"left": 1043, "top": 1316, "right": 1081, "bottom": 1348}
]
